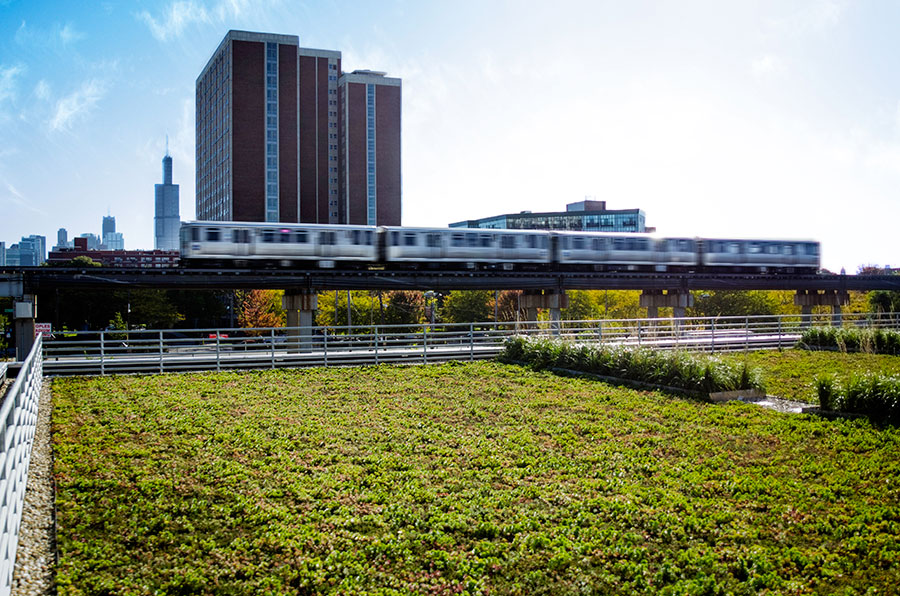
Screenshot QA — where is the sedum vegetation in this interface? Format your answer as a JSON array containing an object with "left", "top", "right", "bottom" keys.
[{"left": 53, "top": 362, "right": 900, "bottom": 595}]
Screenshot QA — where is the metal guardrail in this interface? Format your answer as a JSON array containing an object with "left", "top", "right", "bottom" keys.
[
  {"left": 40, "top": 312, "right": 900, "bottom": 376},
  {"left": 0, "top": 335, "right": 42, "bottom": 596}
]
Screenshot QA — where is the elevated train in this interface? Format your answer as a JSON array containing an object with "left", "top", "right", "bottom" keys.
[{"left": 179, "top": 221, "right": 820, "bottom": 274}]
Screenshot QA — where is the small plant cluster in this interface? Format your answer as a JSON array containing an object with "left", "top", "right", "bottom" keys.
[
  {"left": 501, "top": 336, "right": 764, "bottom": 395},
  {"left": 816, "top": 373, "right": 900, "bottom": 423},
  {"left": 799, "top": 326, "right": 900, "bottom": 355}
]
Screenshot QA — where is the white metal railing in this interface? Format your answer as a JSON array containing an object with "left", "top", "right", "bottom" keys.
[
  {"left": 0, "top": 334, "right": 42, "bottom": 596},
  {"left": 40, "top": 312, "right": 900, "bottom": 376}
]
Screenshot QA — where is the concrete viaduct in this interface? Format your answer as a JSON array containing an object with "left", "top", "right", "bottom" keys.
[{"left": 2, "top": 266, "right": 899, "bottom": 359}]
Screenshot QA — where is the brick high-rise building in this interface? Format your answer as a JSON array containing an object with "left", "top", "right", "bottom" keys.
[
  {"left": 339, "top": 70, "right": 402, "bottom": 226},
  {"left": 196, "top": 30, "right": 401, "bottom": 226}
]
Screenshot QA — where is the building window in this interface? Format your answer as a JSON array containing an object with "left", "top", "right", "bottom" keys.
[
  {"left": 366, "top": 84, "right": 376, "bottom": 225},
  {"left": 265, "top": 42, "right": 279, "bottom": 222}
]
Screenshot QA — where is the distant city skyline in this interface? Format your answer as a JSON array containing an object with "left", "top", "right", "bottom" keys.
[{"left": 1, "top": 1, "right": 899, "bottom": 272}]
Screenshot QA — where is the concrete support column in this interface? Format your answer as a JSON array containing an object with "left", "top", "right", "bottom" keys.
[
  {"left": 832, "top": 304, "right": 843, "bottom": 326},
  {"left": 521, "top": 290, "right": 568, "bottom": 335},
  {"left": 640, "top": 290, "right": 693, "bottom": 319},
  {"left": 793, "top": 290, "right": 849, "bottom": 328},
  {"left": 282, "top": 290, "right": 318, "bottom": 352},
  {"left": 14, "top": 295, "right": 36, "bottom": 361}
]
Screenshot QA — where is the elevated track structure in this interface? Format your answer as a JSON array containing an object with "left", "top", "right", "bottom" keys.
[{"left": 2, "top": 266, "right": 899, "bottom": 360}]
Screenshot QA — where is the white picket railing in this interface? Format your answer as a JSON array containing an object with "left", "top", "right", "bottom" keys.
[
  {"left": 40, "top": 312, "right": 900, "bottom": 376},
  {"left": 0, "top": 335, "right": 42, "bottom": 596}
]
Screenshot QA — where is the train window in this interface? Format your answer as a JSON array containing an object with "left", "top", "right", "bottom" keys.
[
  {"left": 206, "top": 228, "right": 220, "bottom": 242},
  {"left": 191, "top": 227, "right": 200, "bottom": 242},
  {"left": 783, "top": 245, "right": 794, "bottom": 255},
  {"left": 613, "top": 238, "right": 625, "bottom": 250},
  {"left": 480, "top": 235, "right": 492, "bottom": 247},
  {"left": 262, "top": 230, "right": 275, "bottom": 243},
  {"left": 572, "top": 237, "right": 585, "bottom": 250},
  {"left": 728, "top": 242, "right": 740, "bottom": 254},
  {"left": 232, "top": 230, "right": 240, "bottom": 243},
  {"left": 766, "top": 244, "right": 778, "bottom": 254},
  {"left": 366, "top": 231, "right": 373, "bottom": 245},
  {"left": 592, "top": 238, "right": 603, "bottom": 251},
  {"left": 391, "top": 232, "right": 400, "bottom": 245},
  {"left": 805, "top": 243, "right": 819, "bottom": 255},
  {"left": 637, "top": 239, "right": 649, "bottom": 251},
  {"left": 295, "top": 231, "right": 308, "bottom": 243},
  {"left": 452, "top": 234, "right": 464, "bottom": 248},
  {"left": 527, "top": 235, "right": 537, "bottom": 249},
  {"left": 352, "top": 230, "right": 360, "bottom": 245},
  {"left": 320, "top": 232, "right": 335, "bottom": 245},
  {"left": 404, "top": 233, "right": 417, "bottom": 247},
  {"left": 501, "top": 235, "right": 515, "bottom": 249},
  {"left": 280, "top": 230, "right": 292, "bottom": 243},
  {"left": 427, "top": 233, "right": 441, "bottom": 248},
  {"left": 749, "top": 242, "right": 761, "bottom": 254},
  {"left": 466, "top": 234, "right": 478, "bottom": 247}
]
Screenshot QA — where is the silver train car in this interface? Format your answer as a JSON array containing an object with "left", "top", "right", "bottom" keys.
[{"left": 179, "top": 221, "right": 820, "bottom": 273}]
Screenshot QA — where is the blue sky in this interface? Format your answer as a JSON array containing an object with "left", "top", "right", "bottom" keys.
[{"left": 1, "top": 0, "right": 898, "bottom": 272}]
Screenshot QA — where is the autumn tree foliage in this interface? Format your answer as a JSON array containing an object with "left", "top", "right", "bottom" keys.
[{"left": 238, "top": 290, "right": 285, "bottom": 334}]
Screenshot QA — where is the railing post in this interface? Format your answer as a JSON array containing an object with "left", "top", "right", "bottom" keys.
[
  {"left": 637, "top": 320, "right": 642, "bottom": 348},
  {"left": 324, "top": 329, "right": 329, "bottom": 367},
  {"left": 711, "top": 320, "right": 716, "bottom": 353},
  {"left": 216, "top": 332, "right": 221, "bottom": 372},
  {"left": 271, "top": 328, "right": 276, "bottom": 369},
  {"left": 159, "top": 330, "right": 164, "bottom": 374},
  {"left": 375, "top": 326, "right": 379, "bottom": 365},
  {"left": 100, "top": 330, "right": 106, "bottom": 376},
  {"left": 598, "top": 321, "right": 602, "bottom": 345},
  {"left": 423, "top": 326, "right": 428, "bottom": 364},
  {"left": 778, "top": 316, "right": 781, "bottom": 350},
  {"left": 470, "top": 323, "right": 474, "bottom": 361},
  {"left": 745, "top": 316, "right": 749, "bottom": 352}
]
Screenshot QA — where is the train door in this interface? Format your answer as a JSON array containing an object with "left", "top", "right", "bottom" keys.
[
  {"left": 499, "top": 234, "right": 518, "bottom": 263},
  {"left": 318, "top": 230, "right": 337, "bottom": 258},
  {"left": 231, "top": 228, "right": 251, "bottom": 257}
]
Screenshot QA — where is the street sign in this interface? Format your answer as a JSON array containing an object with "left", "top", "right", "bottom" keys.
[{"left": 34, "top": 323, "right": 52, "bottom": 338}]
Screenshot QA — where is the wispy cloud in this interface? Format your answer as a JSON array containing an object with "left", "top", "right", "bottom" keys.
[
  {"left": 138, "top": 1, "right": 211, "bottom": 42},
  {"left": 0, "top": 64, "right": 25, "bottom": 103},
  {"left": 49, "top": 79, "right": 107, "bottom": 132},
  {"left": 2, "top": 181, "right": 46, "bottom": 216},
  {"left": 34, "top": 80, "right": 51, "bottom": 101},
  {"left": 751, "top": 54, "right": 786, "bottom": 79},
  {"left": 59, "top": 23, "right": 86, "bottom": 45}
]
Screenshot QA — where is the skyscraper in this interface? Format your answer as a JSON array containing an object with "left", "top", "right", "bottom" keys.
[
  {"left": 195, "top": 30, "right": 401, "bottom": 225},
  {"left": 56, "top": 228, "right": 69, "bottom": 250},
  {"left": 339, "top": 70, "right": 402, "bottom": 226},
  {"left": 102, "top": 215, "right": 116, "bottom": 238},
  {"left": 155, "top": 152, "right": 181, "bottom": 250}
]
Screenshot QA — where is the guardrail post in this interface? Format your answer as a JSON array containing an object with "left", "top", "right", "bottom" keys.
[
  {"left": 778, "top": 317, "right": 782, "bottom": 349},
  {"left": 470, "top": 323, "right": 474, "bottom": 361},
  {"left": 159, "top": 330, "right": 164, "bottom": 374},
  {"left": 100, "top": 330, "right": 106, "bottom": 376},
  {"left": 216, "top": 333, "right": 221, "bottom": 372},
  {"left": 375, "top": 326, "right": 379, "bottom": 365},
  {"left": 423, "top": 326, "right": 428, "bottom": 364},
  {"left": 597, "top": 321, "right": 603, "bottom": 345},
  {"left": 324, "top": 329, "right": 329, "bottom": 367},
  {"left": 745, "top": 316, "right": 749, "bottom": 352},
  {"left": 710, "top": 320, "right": 716, "bottom": 353},
  {"left": 637, "top": 321, "right": 642, "bottom": 348},
  {"left": 271, "top": 328, "right": 276, "bottom": 369}
]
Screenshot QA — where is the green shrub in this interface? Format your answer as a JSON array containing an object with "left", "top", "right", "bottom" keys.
[{"left": 500, "top": 337, "right": 765, "bottom": 396}]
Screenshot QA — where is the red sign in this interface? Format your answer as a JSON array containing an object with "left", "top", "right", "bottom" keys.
[{"left": 34, "top": 323, "right": 52, "bottom": 338}]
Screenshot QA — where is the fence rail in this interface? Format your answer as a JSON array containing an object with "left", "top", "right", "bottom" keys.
[
  {"left": 0, "top": 335, "right": 42, "bottom": 596},
  {"left": 40, "top": 312, "right": 900, "bottom": 376}
]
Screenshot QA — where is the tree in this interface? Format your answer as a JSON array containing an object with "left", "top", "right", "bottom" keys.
[
  {"left": 441, "top": 290, "right": 493, "bottom": 324},
  {"left": 382, "top": 291, "right": 424, "bottom": 326},
  {"left": 688, "top": 290, "right": 778, "bottom": 317},
  {"left": 494, "top": 290, "right": 523, "bottom": 322},
  {"left": 238, "top": 290, "right": 285, "bottom": 333}
]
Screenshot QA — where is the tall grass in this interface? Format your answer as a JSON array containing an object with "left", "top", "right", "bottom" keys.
[
  {"left": 814, "top": 373, "right": 900, "bottom": 424},
  {"left": 800, "top": 326, "right": 900, "bottom": 356},
  {"left": 501, "top": 336, "right": 764, "bottom": 396}
]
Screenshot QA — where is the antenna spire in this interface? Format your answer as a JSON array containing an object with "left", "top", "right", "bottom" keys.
[{"left": 165, "top": 134, "right": 169, "bottom": 157}]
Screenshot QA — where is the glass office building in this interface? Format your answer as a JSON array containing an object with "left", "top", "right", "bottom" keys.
[{"left": 450, "top": 202, "right": 648, "bottom": 233}]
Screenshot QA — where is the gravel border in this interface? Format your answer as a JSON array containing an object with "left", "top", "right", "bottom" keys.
[{"left": 11, "top": 381, "right": 55, "bottom": 596}]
